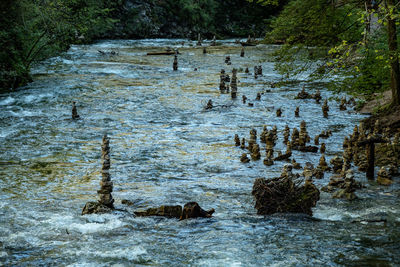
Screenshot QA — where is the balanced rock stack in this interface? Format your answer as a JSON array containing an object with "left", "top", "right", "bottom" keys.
[
  {"left": 283, "top": 125, "right": 290, "bottom": 144},
  {"left": 225, "top": 56, "right": 231, "bottom": 65},
  {"left": 220, "top": 69, "right": 228, "bottom": 93},
  {"left": 296, "top": 86, "right": 310, "bottom": 99},
  {"left": 298, "top": 121, "right": 310, "bottom": 147},
  {"left": 313, "top": 89, "right": 322, "bottom": 103},
  {"left": 234, "top": 134, "right": 241, "bottom": 146},
  {"left": 330, "top": 156, "right": 343, "bottom": 174},
  {"left": 377, "top": 167, "right": 392, "bottom": 185},
  {"left": 173, "top": 55, "right": 178, "bottom": 71},
  {"left": 322, "top": 99, "right": 329, "bottom": 118},
  {"left": 230, "top": 68, "right": 238, "bottom": 98},
  {"left": 82, "top": 134, "right": 115, "bottom": 215},
  {"left": 72, "top": 101, "right": 80, "bottom": 120},
  {"left": 339, "top": 97, "right": 347, "bottom": 111},
  {"left": 295, "top": 107, "right": 300, "bottom": 117},
  {"left": 240, "top": 48, "right": 245, "bottom": 57},
  {"left": 98, "top": 134, "right": 114, "bottom": 208}
]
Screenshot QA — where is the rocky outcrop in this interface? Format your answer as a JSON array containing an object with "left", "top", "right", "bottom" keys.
[{"left": 134, "top": 202, "right": 214, "bottom": 220}]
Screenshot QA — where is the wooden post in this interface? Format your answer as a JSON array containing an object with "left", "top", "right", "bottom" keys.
[
  {"left": 357, "top": 136, "right": 387, "bottom": 180},
  {"left": 366, "top": 143, "right": 375, "bottom": 180}
]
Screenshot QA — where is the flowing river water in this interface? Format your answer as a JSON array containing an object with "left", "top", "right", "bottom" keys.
[{"left": 0, "top": 39, "right": 399, "bottom": 266}]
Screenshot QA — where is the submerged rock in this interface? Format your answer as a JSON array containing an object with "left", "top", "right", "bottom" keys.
[
  {"left": 134, "top": 202, "right": 214, "bottom": 220},
  {"left": 180, "top": 202, "right": 215, "bottom": 220}
]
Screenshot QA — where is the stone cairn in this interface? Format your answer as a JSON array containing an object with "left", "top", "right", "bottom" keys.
[
  {"left": 265, "top": 131, "right": 275, "bottom": 160},
  {"left": 322, "top": 99, "right": 329, "bottom": 118},
  {"left": 82, "top": 134, "right": 114, "bottom": 215},
  {"left": 173, "top": 55, "right": 178, "bottom": 71},
  {"left": 276, "top": 108, "right": 282, "bottom": 117},
  {"left": 211, "top": 35, "right": 216, "bottom": 46},
  {"left": 245, "top": 67, "right": 249, "bottom": 74},
  {"left": 251, "top": 143, "right": 261, "bottom": 160},
  {"left": 248, "top": 128, "right": 257, "bottom": 152},
  {"left": 298, "top": 121, "right": 310, "bottom": 147},
  {"left": 98, "top": 134, "right": 114, "bottom": 208},
  {"left": 203, "top": 47, "right": 207, "bottom": 54},
  {"left": 230, "top": 68, "right": 238, "bottom": 99},
  {"left": 197, "top": 33, "right": 202, "bottom": 46},
  {"left": 314, "top": 135, "right": 319, "bottom": 145},
  {"left": 240, "top": 48, "right": 245, "bottom": 57},
  {"left": 205, "top": 99, "right": 213, "bottom": 110},
  {"left": 377, "top": 166, "right": 392, "bottom": 185},
  {"left": 339, "top": 97, "right": 347, "bottom": 111},
  {"left": 240, "top": 138, "right": 246, "bottom": 149},
  {"left": 240, "top": 153, "right": 250, "bottom": 163},
  {"left": 225, "top": 56, "right": 231, "bottom": 65},
  {"left": 234, "top": 134, "right": 241, "bottom": 146},
  {"left": 260, "top": 126, "right": 267, "bottom": 143},
  {"left": 320, "top": 143, "right": 326, "bottom": 154},
  {"left": 72, "top": 101, "right": 80, "bottom": 120},
  {"left": 219, "top": 69, "right": 229, "bottom": 93},
  {"left": 313, "top": 89, "right": 322, "bottom": 103},
  {"left": 256, "top": 92, "right": 261, "bottom": 101},
  {"left": 317, "top": 154, "right": 330, "bottom": 172},
  {"left": 295, "top": 106, "right": 300, "bottom": 117},
  {"left": 296, "top": 86, "right": 310, "bottom": 99},
  {"left": 283, "top": 125, "right": 290, "bottom": 144},
  {"left": 242, "top": 95, "right": 247, "bottom": 104},
  {"left": 331, "top": 169, "right": 359, "bottom": 200},
  {"left": 330, "top": 156, "right": 343, "bottom": 174}
]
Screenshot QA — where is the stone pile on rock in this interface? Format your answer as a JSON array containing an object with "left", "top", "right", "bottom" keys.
[
  {"left": 296, "top": 86, "right": 310, "bottom": 99},
  {"left": 276, "top": 108, "right": 282, "bottom": 117},
  {"left": 240, "top": 48, "right": 245, "bottom": 57},
  {"left": 225, "top": 56, "right": 231, "bottom": 65},
  {"left": 240, "top": 153, "right": 250, "bottom": 163},
  {"left": 377, "top": 166, "right": 392, "bottom": 185},
  {"left": 312, "top": 89, "right": 322, "bottom": 103},
  {"left": 82, "top": 134, "right": 115, "bottom": 215},
  {"left": 205, "top": 99, "right": 213, "bottom": 110},
  {"left": 339, "top": 97, "right": 347, "bottom": 111},
  {"left": 283, "top": 125, "right": 290, "bottom": 144},
  {"left": 317, "top": 154, "right": 330, "bottom": 172},
  {"left": 230, "top": 68, "right": 238, "bottom": 98},
  {"left": 234, "top": 134, "right": 241, "bottom": 146},
  {"left": 330, "top": 156, "right": 343, "bottom": 174},
  {"left": 331, "top": 170, "right": 360, "bottom": 200},
  {"left": 252, "top": 164, "right": 320, "bottom": 216}
]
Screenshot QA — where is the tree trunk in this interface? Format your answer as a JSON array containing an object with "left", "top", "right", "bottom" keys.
[{"left": 386, "top": 0, "right": 400, "bottom": 106}]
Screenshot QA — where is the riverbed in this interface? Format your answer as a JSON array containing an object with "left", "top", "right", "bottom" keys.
[{"left": 0, "top": 39, "right": 399, "bottom": 266}]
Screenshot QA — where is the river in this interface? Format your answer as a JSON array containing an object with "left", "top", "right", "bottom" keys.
[{"left": 0, "top": 39, "right": 399, "bottom": 266}]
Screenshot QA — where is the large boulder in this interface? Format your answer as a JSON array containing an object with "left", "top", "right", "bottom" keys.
[
  {"left": 82, "top": 201, "right": 113, "bottom": 215},
  {"left": 252, "top": 177, "right": 320, "bottom": 216}
]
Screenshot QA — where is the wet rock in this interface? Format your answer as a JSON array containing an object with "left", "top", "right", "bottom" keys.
[
  {"left": 313, "top": 168, "right": 324, "bottom": 179},
  {"left": 276, "top": 108, "right": 282, "bottom": 117},
  {"left": 203, "top": 47, "right": 207, "bottom": 54},
  {"left": 72, "top": 101, "right": 80, "bottom": 120},
  {"left": 135, "top": 205, "right": 183, "bottom": 218},
  {"left": 298, "top": 146, "right": 319, "bottom": 153},
  {"left": 256, "top": 92, "right": 261, "bottom": 101},
  {"left": 377, "top": 167, "right": 393, "bottom": 185},
  {"left": 180, "top": 202, "right": 215, "bottom": 220},
  {"left": 252, "top": 168, "right": 320, "bottom": 216},
  {"left": 173, "top": 55, "right": 178, "bottom": 71},
  {"left": 248, "top": 102, "right": 254, "bottom": 107},
  {"left": 319, "top": 130, "right": 332, "bottom": 139},
  {"left": 263, "top": 155, "right": 274, "bottom": 166},
  {"left": 240, "top": 48, "right": 245, "bottom": 57},
  {"left": 245, "top": 67, "right": 249, "bottom": 74},
  {"left": 303, "top": 162, "right": 314, "bottom": 179},
  {"left": 121, "top": 199, "right": 135, "bottom": 206},
  {"left": 82, "top": 202, "right": 113, "bottom": 215},
  {"left": 234, "top": 134, "right": 241, "bottom": 146},
  {"left": 242, "top": 95, "right": 247, "bottom": 104},
  {"left": 240, "top": 153, "right": 250, "bottom": 163}
]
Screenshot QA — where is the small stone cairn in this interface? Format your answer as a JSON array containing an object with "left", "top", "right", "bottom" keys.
[
  {"left": 173, "top": 55, "right": 178, "bottom": 71},
  {"left": 72, "top": 101, "right": 80, "bottom": 120},
  {"left": 322, "top": 99, "right": 329, "bottom": 118},
  {"left": 230, "top": 68, "right": 238, "bottom": 99}
]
